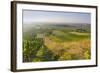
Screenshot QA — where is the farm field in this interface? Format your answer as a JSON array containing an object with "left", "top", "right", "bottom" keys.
[{"left": 23, "top": 23, "right": 91, "bottom": 62}]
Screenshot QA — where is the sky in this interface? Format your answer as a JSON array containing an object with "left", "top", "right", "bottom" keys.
[{"left": 23, "top": 10, "right": 91, "bottom": 24}]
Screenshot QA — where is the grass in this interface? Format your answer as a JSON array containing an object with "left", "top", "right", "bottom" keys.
[
  {"left": 43, "top": 30, "right": 91, "bottom": 60},
  {"left": 23, "top": 24, "right": 91, "bottom": 62},
  {"left": 44, "top": 37, "right": 90, "bottom": 60},
  {"left": 48, "top": 30, "right": 90, "bottom": 42}
]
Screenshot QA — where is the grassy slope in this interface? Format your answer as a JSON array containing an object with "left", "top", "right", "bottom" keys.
[
  {"left": 48, "top": 30, "right": 90, "bottom": 42},
  {"left": 23, "top": 24, "right": 91, "bottom": 61},
  {"left": 44, "top": 30, "right": 91, "bottom": 60}
]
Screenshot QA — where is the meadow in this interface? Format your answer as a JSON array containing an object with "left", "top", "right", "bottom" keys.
[{"left": 23, "top": 23, "right": 91, "bottom": 62}]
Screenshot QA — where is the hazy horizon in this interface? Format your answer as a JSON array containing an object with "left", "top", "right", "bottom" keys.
[{"left": 23, "top": 10, "right": 91, "bottom": 25}]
